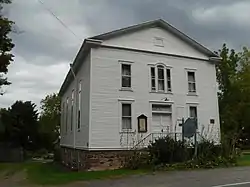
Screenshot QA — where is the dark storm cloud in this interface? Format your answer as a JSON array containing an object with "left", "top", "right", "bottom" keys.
[{"left": 1, "top": 0, "right": 250, "bottom": 108}]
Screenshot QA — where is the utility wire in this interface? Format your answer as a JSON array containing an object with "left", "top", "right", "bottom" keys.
[{"left": 37, "top": 0, "right": 80, "bottom": 41}]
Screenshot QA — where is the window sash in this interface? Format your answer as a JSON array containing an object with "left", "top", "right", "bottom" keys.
[
  {"left": 189, "top": 106, "right": 197, "bottom": 118},
  {"left": 122, "top": 104, "right": 132, "bottom": 130},
  {"left": 188, "top": 82, "right": 196, "bottom": 92},
  {"left": 151, "top": 67, "right": 156, "bottom": 91},
  {"left": 167, "top": 69, "right": 172, "bottom": 92},
  {"left": 122, "top": 64, "right": 131, "bottom": 88},
  {"left": 65, "top": 98, "right": 69, "bottom": 132},
  {"left": 71, "top": 90, "right": 74, "bottom": 131}
]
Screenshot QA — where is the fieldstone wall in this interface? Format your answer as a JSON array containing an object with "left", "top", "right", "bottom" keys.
[{"left": 60, "top": 147, "right": 130, "bottom": 171}]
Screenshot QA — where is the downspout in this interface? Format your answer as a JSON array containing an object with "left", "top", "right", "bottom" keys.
[{"left": 70, "top": 63, "right": 76, "bottom": 149}]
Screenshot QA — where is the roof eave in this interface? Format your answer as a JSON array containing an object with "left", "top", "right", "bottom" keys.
[{"left": 58, "top": 39, "right": 102, "bottom": 97}]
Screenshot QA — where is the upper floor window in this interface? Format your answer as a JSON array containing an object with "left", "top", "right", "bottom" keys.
[
  {"left": 187, "top": 71, "right": 196, "bottom": 93},
  {"left": 121, "top": 64, "right": 131, "bottom": 88},
  {"left": 158, "top": 65, "right": 165, "bottom": 91},
  {"left": 150, "top": 65, "right": 172, "bottom": 92}
]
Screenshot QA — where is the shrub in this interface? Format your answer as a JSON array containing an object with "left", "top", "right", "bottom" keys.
[
  {"left": 148, "top": 136, "right": 190, "bottom": 165},
  {"left": 123, "top": 150, "right": 150, "bottom": 170}
]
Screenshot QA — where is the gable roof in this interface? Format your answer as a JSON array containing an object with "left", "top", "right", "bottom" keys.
[
  {"left": 59, "top": 19, "right": 220, "bottom": 96},
  {"left": 89, "top": 19, "right": 218, "bottom": 58}
]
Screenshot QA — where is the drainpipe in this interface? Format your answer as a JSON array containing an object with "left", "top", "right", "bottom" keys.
[{"left": 70, "top": 63, "right": 76, "bottom": 150}]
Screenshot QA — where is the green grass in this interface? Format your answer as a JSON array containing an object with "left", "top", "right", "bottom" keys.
[
  {"left": 0, "top": 162, "right": 148, "bottom": 185},
  {"left": 237, "top": 152, "right": 250, "bottom": 166}
]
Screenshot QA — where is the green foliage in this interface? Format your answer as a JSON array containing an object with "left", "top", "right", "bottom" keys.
[
  {"left": 38, "top": 93, "right": 61, "bottom": 151},
  {"left": 148, "top": 136, "right": 189, "bottom": 165},
  {"left": 0, "top": 101, "right": 39, "bottom": 149},
  {"left": 0, "top": 0, "right": 15, "bottom": 93},
  {"left": 123, "top": 151, "right": 150, "bottom": 170}
]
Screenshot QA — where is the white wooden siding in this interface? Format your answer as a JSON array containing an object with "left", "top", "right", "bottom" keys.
[
  {"left": 60, "top": 54, "right": 90, "bottom": 149},
  {"left": 102, "top": 27, "right": 208, "bottom": 60},
  {"left": 89, "top": 47, "right": 220, "bottom": 149}
]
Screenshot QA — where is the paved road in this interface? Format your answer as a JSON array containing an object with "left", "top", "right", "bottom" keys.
[{"left": 83, "top": 167, "right": 250, "bottom": 187}]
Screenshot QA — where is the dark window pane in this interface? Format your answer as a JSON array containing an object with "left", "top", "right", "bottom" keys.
[
  {"left": 158, "top": 68, "right": 164, "bottom": 79},
  {"left": 188, "top": 72, "right": 195, "bottom": 82},
  {"left": 151, "top": 78, "right": 156, "bottom": 90},
  {"left": 77, "top": 110, "right": 81, "bottom": 129},
  {"left": 122, "top": 64, "right": 131, "bottom": 76},
  {"left": 167, "top": 80, "right": 171, "bottom": 91},
  {"left": 151, "top": 67, "right": 155, "bottom": 77},
  {"left": 190, "top": 106, "right": 197, "bottom": 118},
  {"left": 167, "top": 69, "right": 171, "bottom": 79},
  {"left": 188, "top": 82, "right": 196, "bottom": 92},
  {"left": 122, "top": 77, "right": 131, "bottom": 87},
  {"left": 122, "top": 104, "right": 131, "bottom": 116}
]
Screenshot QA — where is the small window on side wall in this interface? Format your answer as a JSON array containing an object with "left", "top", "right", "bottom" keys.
[{"left": 121, "top": 64, "right": 131, "bottom": 88}]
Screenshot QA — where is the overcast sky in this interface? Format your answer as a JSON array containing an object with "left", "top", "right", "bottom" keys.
[{"left": 1, "top": 0, "right": 250, "bottom": 110}]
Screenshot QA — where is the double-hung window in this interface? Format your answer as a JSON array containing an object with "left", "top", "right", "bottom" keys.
[
  {"left": 188, "top": 71, "right": 196, "bottom": 93},
  {"left": 65, "top": 97, "right": 69, "bottom": 133},
  {"left": 77, "top": 81, "right": 81, "bottom": 130},
  {"left": 158, "top": 66, "right": 165, "bottom": 91},
  {"left": 121, "top": 64, "right": 131, "bottom": 88},
  {"left": 71, "top": 90, "right": 74, "bottom": 131},
  {"left": 150, "top": 65, "right": 172, "bottom": 92},
  {"left": 122, "top": 103, "right": 132, "bottom": 130}
]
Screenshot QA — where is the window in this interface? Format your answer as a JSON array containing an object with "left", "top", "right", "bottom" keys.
[
  {"left": 150, "top": 65, "right": 171, "bottom": 92},
  {"left": 65, "top": 97, "right": 69, "bottom": 132},
  {"left": 121, "top": 64, "right": 131, "bottom": 88},
  {"left": 61, "top": 102, "right": 65, "bottom": 133},
  {"left": 151, "top": 67, "right": 156, "bottom": 91},
  {"left": 158, "top": 66, "right": 165, "bottom": 91},
  {"left": 77, "top": 81, "right": 81, "bottom": 129},
  {"left": 189, "top": 106, "right": 197, "bottom": 119},
  {"left": 122, "top": 104, "right": 132, "bottom": 130},
  {"left": 71, "top": 90, "right": 74, "bottom": 131},
  {"left": 152, "top": 104, "right": 172, "bottom": 113},
  {"left": 167, "top": 69, "right": 172, "bottom": 92},
  {"left": 188, "top": 71, "right": 196, "bottom": 93},
  {"left": 154, "top": 37, "right": 164, "bottom": 47}
]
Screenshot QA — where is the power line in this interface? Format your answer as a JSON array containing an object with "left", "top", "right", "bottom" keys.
[{"left": 37, "top": 0, "right": 80, "bottom": 41}]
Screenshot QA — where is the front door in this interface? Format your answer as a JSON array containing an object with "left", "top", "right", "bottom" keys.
[{"left": 152, "top": 113, "right": 171, "bottom": 133}]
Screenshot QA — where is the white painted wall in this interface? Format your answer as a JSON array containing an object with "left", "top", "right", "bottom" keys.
[
  {"left": 89, "top": 47, "right": 220, "bottom": 149},
  {"left": 60, "top": 54, "right": 90, "bottom": 149},
  {"left": 103, "top": 27, "right": 208, "bottom": 60}
]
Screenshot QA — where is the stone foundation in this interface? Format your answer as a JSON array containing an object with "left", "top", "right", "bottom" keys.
[{"left": 60, "top": 147, "right": 130, "bottom": 171}]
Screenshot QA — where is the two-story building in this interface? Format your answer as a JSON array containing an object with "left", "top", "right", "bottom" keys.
[{"left": 59, "top": 19, "right": 221, "bottom": 171}]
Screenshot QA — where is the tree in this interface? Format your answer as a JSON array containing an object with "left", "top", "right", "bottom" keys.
[
  {"left": 216, "top": 44, "right": 240, "bottom": 135},
  {"left": 39, "top": 93, "right": 61, "bottom": 150},
  {"left": 0, "top": 101, "right": 39, "bottom": 149},
  {"left": 0, "top": 0, "right": 15, "bottom": 93}
]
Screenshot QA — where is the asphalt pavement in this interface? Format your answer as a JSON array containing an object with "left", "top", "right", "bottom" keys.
[{"left": 83, "top": 167, "right": 250, "bottom": 187}]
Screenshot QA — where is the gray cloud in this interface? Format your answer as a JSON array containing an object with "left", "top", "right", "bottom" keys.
[{"left": 1, "top": 0, "right": 250, "bottom": 110}]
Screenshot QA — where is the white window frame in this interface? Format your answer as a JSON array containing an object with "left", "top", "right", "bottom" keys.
[
  {"left": 186, "top": 102, "right": 199, "bottom": 121},
  {"left": 118, "top": 99, "right": 135, "bottom": 132},
  {"left": 77, "top": 80, "right": 82, "bottom": 130},
  {"left": 65, "top": 97, "right": 69, "bottom": 133},
  {"left": 121, "top": 62, "right": 132, "bottom": 90},
  {"left": 71, "top": 89, "right": 75, "bottom": 132},
  {"left": 150, "top": 64, "right": 172, "bottom": 93},
  {"left": 186, "top": 69, "right": 197, "bottom": 94},
  {"left": 61, "top": 101, "right": 65, "bottom": 134}
]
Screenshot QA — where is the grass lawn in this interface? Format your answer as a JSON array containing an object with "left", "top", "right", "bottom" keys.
[
  {"left": 237, "top": 151, "right": 250, "bottom": 166},
  {"left": 0, "top": 162, "right": 148, "bottom": 185}
]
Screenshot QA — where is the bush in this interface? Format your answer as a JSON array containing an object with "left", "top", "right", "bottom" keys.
[
  {"left": 123, "top": 150, "right": 150, "bottom": 170},
  {"left": 53, "top": 144, "right": 61, "bottom": 162},
  {"left": 148, "top": 136, "right": 190, "bottom": 165}
]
